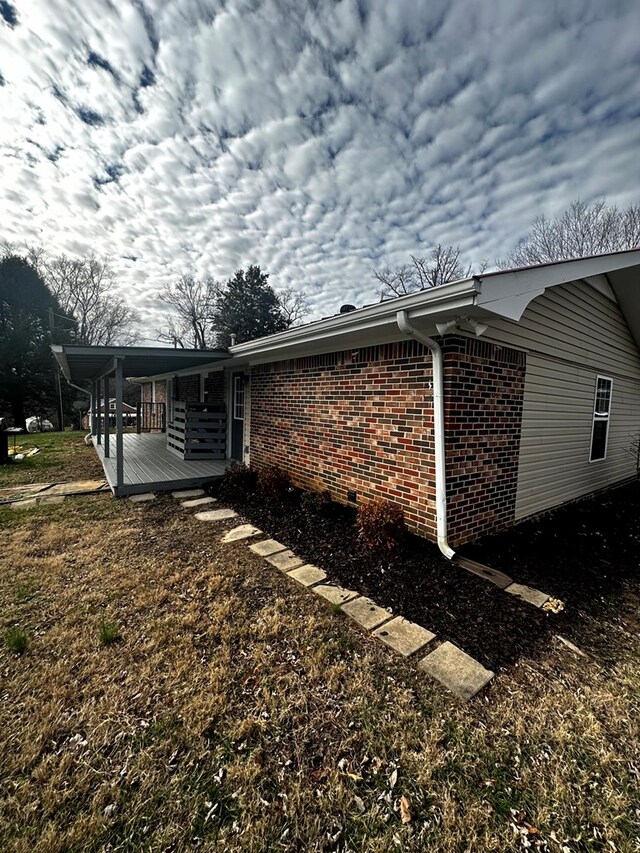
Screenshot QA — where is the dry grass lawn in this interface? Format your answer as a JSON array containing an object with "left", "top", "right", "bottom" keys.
[
  {"left": 0, "top": 488, "right": 639, "bottom": 851},
  {"left": 0, "top": 432, "right": 103, "bottom": 490}
]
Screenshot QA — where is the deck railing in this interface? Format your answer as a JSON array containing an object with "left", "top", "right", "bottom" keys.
[
  {"left": 166, "top": 402, "right": 227, "bottom": 460},
  {"left": 136, "top": 401, "right": 166, "bottom": 433}
]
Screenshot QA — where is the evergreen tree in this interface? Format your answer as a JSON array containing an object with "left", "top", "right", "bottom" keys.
[
  {"left": 213, "top": 265, "right": 287, "bottom": 347},
  {"left": 0, "top": 254, "right": 71, "bottom": 428}
]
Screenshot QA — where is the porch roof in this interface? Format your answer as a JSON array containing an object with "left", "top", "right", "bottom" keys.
[{"left": 52, "top": 344, "right": 230, "bottom": 384}]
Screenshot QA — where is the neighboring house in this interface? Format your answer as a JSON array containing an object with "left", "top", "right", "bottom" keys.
[
  {"left": 53, "top": 250, "right": 640, "bottom": 553},
  {"left": 82, "top": 398, "right": 138, "bottom": 430}
]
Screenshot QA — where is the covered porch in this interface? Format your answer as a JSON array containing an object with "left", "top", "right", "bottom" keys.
[
  {"left": 52, "top": 344, "right": 232, "bottom": 496},
  {"left": 93, "top": 432, "right": 229, "bottom": 496}
]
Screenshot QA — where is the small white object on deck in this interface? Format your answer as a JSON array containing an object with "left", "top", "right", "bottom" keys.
[
  {"left": 194, "top": 508, "right": 238, "bottom": 522},
  {"left": 171, "top": 488, "right": 205, "bottom": 499},
  {"left": 182, "top": 496, "right": 217, "bottom": 508},
  {"left": 222, "top": 524, "right": 262, "bottom": 543},
  {"left": 128, "top": 492, "right": 156, "bottom": 502}
]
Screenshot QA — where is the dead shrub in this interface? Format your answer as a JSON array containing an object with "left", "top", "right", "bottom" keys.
[
  {"left": 257, "top": 465, "right": 291, "bottom": 500},
  {"left": 220, "top": 462, "right": 258, "bottom": 499},
  {"left": 356, "top": 498, "right": 405, "bottom": 550}
]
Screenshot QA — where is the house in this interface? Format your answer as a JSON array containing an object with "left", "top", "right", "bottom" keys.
[
  {"left": 52, "top": 250, "right": 640, "bottom": 555},
  {"left": 81, "top": 398, "right": 138, "bottom": 430}
]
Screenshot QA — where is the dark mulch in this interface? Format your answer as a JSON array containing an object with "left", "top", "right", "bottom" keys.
[{"left": 208, "top": 481, "right": 558, "bottom": 671}]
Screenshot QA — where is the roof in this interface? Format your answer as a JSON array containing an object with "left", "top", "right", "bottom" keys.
[
  {"left": 229, "top": 249, "right": 640, "bottom": 363},
  {"left": 52, "top": 345, "right": 230, "bottom": 385}
]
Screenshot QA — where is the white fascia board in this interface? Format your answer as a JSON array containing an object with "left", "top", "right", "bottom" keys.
[
  {"left": 476, "top": 251, "right": 640, "bottom": 320},
  {"left": 229, "top": 278, "right": 479, "bottom": 362}
]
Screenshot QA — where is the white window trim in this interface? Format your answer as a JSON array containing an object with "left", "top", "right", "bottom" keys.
[{"left": 589, "top": 375, "right": 613, "bottom": 463}]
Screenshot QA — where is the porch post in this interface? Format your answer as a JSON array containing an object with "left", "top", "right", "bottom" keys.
[
  {"left": 96, "top": 379, "right": 103, "bottom": 445},
  {"left": 103, "top": 376, "right": 110, "bottom": 458},
  {"left": 91, "top": 382, "right": 98, "bottom": 436},
  {"left": 115, "top": 358, "right": 124, "bottom": 494}
]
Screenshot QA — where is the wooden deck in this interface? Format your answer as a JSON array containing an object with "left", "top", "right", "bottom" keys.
[{"left": 93, "top": 433, "right": 229, "bottom": 496}]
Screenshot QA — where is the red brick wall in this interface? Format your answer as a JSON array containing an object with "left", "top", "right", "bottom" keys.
[
  {"left": 175, "top": 374, "right": 201, "bottom": 402},
  {"left": 153, "top": 380, "right": 166, "bottom": 404},
  {"left": 141, "top": 382, "right": 152, "bottom": 403},
  {"left": 250, "top": 341, "right": 438, "bottom": 539},
  {"left": 204, "top": 371, "right": 225, "bottom": 405},
  {"left": 443, "top": 336, "right": 526, "bottom": 545}
]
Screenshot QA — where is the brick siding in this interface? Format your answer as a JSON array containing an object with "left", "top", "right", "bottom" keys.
[
  {"left": 141, "top": 382, "right": 152, "bottom": 403},
  {"left": 175, "top": 374, "right": 201, "bottom": 403},
  {"left": 442, "top": 336, "right": 526, "bottom": 545},
  {"left": 153, "top": 380, "right": 166, "bottom": 404},
  {"left": 250, "top": 341, "right": 438, "bottom": 539},
  {"left": 204, "top": 371, "right": 225, "bottom": 405}
]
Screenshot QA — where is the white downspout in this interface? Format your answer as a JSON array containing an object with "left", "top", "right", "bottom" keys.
[{"left": 396, "top": 310, "right": 455, "bottom": 560}]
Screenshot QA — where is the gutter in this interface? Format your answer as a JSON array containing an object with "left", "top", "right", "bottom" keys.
[{"left": 396, "top": 310, "right": 455, "bottom": 561}]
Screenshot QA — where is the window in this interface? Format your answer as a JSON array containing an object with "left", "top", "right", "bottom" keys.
[
  {"left": 589, "top": 376, "right": 612, "bottom": 462},
  {"left": 233, "top": 376, "right": 245, "bottom": 421}
]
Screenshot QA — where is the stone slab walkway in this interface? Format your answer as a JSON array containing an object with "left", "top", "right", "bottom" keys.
[
  {"left": 417, "top": 642, "right": 494, "bottom": 701},
  {"left": 182, "top": 496, "right": 217, "bottom": 508},
  {"left": 195, "top": 508, "right": 238, "bottom": 522}
]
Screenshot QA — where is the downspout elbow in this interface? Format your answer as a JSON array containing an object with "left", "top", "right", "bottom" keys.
[{"left": 396, "top": 310, "right": 455, "bottom": 561}]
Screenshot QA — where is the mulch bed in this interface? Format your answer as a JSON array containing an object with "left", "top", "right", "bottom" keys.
[
  {"left": 208, "top": 477, "right": 640, "bottom": 672},
  {"left": 208, "top": 481, "right": 557, "bottom": 671}
]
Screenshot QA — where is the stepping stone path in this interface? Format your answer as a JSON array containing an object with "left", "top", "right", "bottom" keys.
[
  {"left": 505, "top": 582, "right": 550, "bottom": 608},
  {"left": 128, "top": 493, "right": 156, "bottom": 502},
  {"left": 341, "top": 596, "right": 393, "bottom": 630},
  {"left": 373, "top": 617, "right": 436, "bottom": 657},
  {"left": 172, "top": 493, "right": 497, "bottom": 701},
  {"left": 312, "top": 584, "right": 359, "bottom": 605},
  {"left": 172, "top": 488, "right": 205, "bottom": 499},
  {"left": 182, "top": 496, "right": 217, "bottom": 508},
  {"left": 265, "top": 549, "right": 304, "bottom": 572},
  {"left": 249, "top": 539, "right": 287, "bottom": 557},
  {"left": 287, "top": 565, "right": 327, "bottom": 587},
  {"left": 222, "top": 524, "right": 262, "bottom": 543},
  {"left": 195, "top": 508, "right": 238, "bottom": 522},
  {"left": 11, "top": 498, "right": 38, "bottom": 510},
  {"left": 39, "top": 496, "right": 65, "bottom": 506},
  {"left": 418, "top": 641, "right": 494, "bottom": 701}
]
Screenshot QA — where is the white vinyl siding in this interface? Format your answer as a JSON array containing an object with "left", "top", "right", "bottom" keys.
[{"left": 484, "top": 281, "right": 640, "bottom": 521}]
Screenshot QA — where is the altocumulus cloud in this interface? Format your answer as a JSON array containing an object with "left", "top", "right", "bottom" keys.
[{"left": 1, "top": 0, "right": 639, "bottom": 336}]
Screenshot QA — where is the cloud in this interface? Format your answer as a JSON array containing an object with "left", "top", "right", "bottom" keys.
[{"left": 0, "top": 0, "right": 639, "bottom": 340}]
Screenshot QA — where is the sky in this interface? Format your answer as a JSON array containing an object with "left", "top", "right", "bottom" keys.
[{"left": 1, "top": 0, "right": 639, "bottom": 339}]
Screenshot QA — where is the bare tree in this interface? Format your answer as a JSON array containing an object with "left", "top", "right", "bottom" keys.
[
  {"left": 373, "top": 245, "right": 483, "bottom": 300},
  {"left": 26, "top": 248, "right": 140, "bottom": 345},
  {"left": 501, "top": 199, "right": 640, "bottom": 268},
  {"left": 157, "top": 275, "right": 220, "bottom": 349},
  {"left": 278, "top": 287, "right": 311, "bottom": 327}
]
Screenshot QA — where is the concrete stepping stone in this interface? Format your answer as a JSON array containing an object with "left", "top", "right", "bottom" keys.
[
  {"left": 373, "top": 617, "right": 436, "bottom": 657},
  {"left": 172, "top": 488, "right": 205, "bottom": 499},
  {"left": 128, "top": 493, "right": 156, "bottom": 502},
  {"left": 505, "top": 582, "right": 549, "bottom": 608},
  {"left": 195, "top": 508, "right": 238, "bottom": 522},
  {"left": 11, "top": 498, "right": 38, "bottom": 510},
  {"left": 222, "top": 524, "right": 262, "bottom": 543},
  {"left": 265, "top": 550, "right": 304, "bottom": 572},
  {"left": 341, "top": 596, "right": 393, "bottom": 631},
  {"left": 418, "top": 641, "right": 494, "bottom": 701},
  {"left": 249, "top": 539, "right": 287, "bottom": 557},
  {"left": 287, "top": 565, "right": 327, "bottom": 587},
  {"left": 312, "top": 584, "right": 360, "bottom": 605},
  {"left": 39, "top": 496, "right": 65, "bottom": 505},
  {"left": 182, "top": 496, "right": 217, "bottom": 508}
]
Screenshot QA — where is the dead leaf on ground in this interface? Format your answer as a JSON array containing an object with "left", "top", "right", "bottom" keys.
[{"left": 400, "top": 795, "right": 412, "bottom": 824}]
